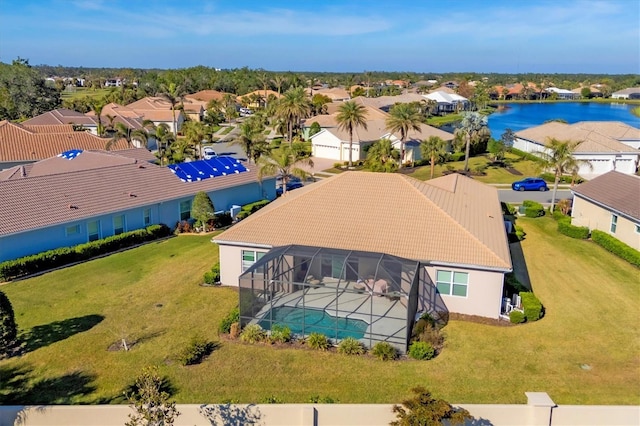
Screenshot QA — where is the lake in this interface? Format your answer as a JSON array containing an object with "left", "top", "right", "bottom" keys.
[{"left": 487, "top": 102, "right": 640, "bottom": 139}]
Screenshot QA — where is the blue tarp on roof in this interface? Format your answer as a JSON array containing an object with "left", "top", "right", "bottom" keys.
[
  {"left": 58, "top": 149, "right": 83, "bottom": 160},
  {"left": 167, "top": 157, "right": 249, "bottom": 182}
]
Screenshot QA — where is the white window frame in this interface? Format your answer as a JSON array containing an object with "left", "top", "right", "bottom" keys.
[
  {"left": 66, "top": 224, "right": 80, "bottom": 237},
  {"left": 179, "top": 200, "right": 192, "bottom": 221},
  {"left": 113, "top": 214, "right": 126, "bottom": 235},
  {"left": 143, "top": 208, "right": 152, "bottom": 226},
  {"left": 87, "top": 220, "right": 101, "bottom": 242},
  {"left": 242, "top": 250, "right": 265, "bottom": 272},
  {"left": 610, "top": 214, "right": 618, "bottom": 233},
  {"left": 435, "top": 269, "right": 469, "bottom": 297},
  {"left": 635, "top": 224, "right": 640, "bottom": 234}
]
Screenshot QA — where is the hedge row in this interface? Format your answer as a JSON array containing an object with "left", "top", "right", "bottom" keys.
[
  {"left": 0, "top": 224, "right": 171, "bottom": 281},
  {"left": 539, "top": 172, "right": 583, "bottom": 185},
  {"left": 510, "top": 148, "right": 544, "bottom": 163},
  {"left": 235, "top": 199, "right": 270, "bottom": 220},
  {"left": 520, "top": 292, "right": 544, "bottom": 322},
  {"left": 591, "top": 230, "right": 640, "bottom": 268},
  {"left": 522, "top": 200, "right": 545, "bottom": 218},
  {"left": 556, "top": 217, "right": 590, "bottom": 239}
]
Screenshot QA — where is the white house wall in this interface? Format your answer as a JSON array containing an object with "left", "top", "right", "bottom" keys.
[
  {"left": 571, "top": 196, "right": 640, "bottom": 250},
  {"left": 217, "top": 243, "right": 270, "bottom": 287},
  {"left": 311, "top": 131, "right": 342, "bottom": 161}
]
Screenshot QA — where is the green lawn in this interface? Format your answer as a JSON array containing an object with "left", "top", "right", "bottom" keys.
[
  {"left": 408, "top": 152, "right": 542, "bottom": 183},
  {"left": 1, "top": 220, "right": 638, "bottom": 405},
  {"left": 60, "top": 87, "right": 112, "bottom": 101}
]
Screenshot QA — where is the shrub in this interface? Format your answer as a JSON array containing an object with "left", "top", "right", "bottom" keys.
[
  {"left": 269, "top": 324, "right": 292, "bottom": 344},
  {"left": 447, "top": 152, "right": 465, "bottom": 162},
  {"left": 509, "top": 310, "right": 526, "bottom": 324},
  {"left": 515, "top": 225, "right": 526, "bottom": 241},
  {"left": 239, "top": 324, "right": 266, "bottom": 344},
  {"left": 416, "top": 322, "right": 444, "bottom": 349},
  {"left": 0, "top": 290, "right": 18, "bottom": 356},
  {"left": 371, "top": 341, "right": 397, "bottom": 361},
  {"left": 0, "top": 224, "right": 171, "bottom": 282},
  {"left": 557, "top": 218, "right": 590, "bottom": 239},
  {"left": 333, "top": 162, "right": 343, "bottom": 168},
  {"left": 308, "top": 395, "right": 338, "bottom": 403},
  {"left": 501, "top": 202, "right": 517, "bottom": 215},
  {"left": 504, "top": 273, "right": 528, "bottom": 294},
  {"left": 556, "top": 199, "right": 572, "bottom": 215},
  {"left": 540, "top": 172, "right": 584, "bottom": 185},
  {"left": 218, "top": 307, "right": 239, "bottom": 334},
  {"left": 337, "top": 337, "right": 365, "bottom": 355},
  {"left": 520, "top": 292, "right": 543, "bottom": 322},
  {"left": 305, "top": 332, "right": 330, "bottom": 350},
  {"left": 522, "top": 200, "right": 545, "bottom": 218},
  {"left": 241, "top": 200, "right": 270, "bottom": 214},
  {"left": 212, "top": 212, "right": 233, "bottom": 229},
  {"left": 591, "top": 230, "right": 640, "bottom": 267},
  {"left": 177, "top": 336, "right": 216, "bottom": 366},
  {"left": 203, "top": 271, "right": 215, "bottom": 285},
  {"left": 229, "top": 322, "right": 240, "bottom": 339},
  {"left": 203, "top": 262, "right": 221, "bottom": 285},
  {"left": 408, "top": 341, "right": 435, "bottom": 360},
  {"left": 262, "top": 395, "right": 284, "bottom": 404}
]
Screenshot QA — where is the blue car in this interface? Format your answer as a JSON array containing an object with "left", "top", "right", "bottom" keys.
[
  {"left": 511, "top": 177, "right": 549, "bottom": 191},
  {"left": 276, "top": 181, "right": 304, "bottom": 196}
]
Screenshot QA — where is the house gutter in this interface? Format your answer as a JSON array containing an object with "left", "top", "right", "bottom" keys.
[
  {"left": 212, "top": 240, "right": 273, "bottom": 249},
  {"left": 424, "top": 260, "right": 512, "bottom": 274},
  {"left": 571, "top": 192, "right": 640, "bottom": 224}
]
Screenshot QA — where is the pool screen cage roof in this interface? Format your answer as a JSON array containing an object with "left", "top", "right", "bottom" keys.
[{"left": 239, "top": 245, "right": 447, "bottom": 353}]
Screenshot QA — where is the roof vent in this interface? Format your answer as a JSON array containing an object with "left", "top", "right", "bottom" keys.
[
  {"left": 20, "top": 165, "right": 26, "bottom": 177},
  {"left": 138, "top": 164, "right": 145, "bottom": 169},
  {"left": 68, "top": 204, "right": 78, "bottom": 209},
  {"left": 128, "top": 192, "right": 137, "bottom": 197}
]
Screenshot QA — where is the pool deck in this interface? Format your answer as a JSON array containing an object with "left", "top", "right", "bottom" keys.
[{"left": 253, "top": 281, "right": 408, "bottom": 351}]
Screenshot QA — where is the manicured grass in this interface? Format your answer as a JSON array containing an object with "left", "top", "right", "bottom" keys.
[
  {"left": 220, "top": 126, "right": 234, "bottom": 135},
  {"left": 1, "top": 220, "right": 638, "bottom": 405},
  {"left": 408, "top": 152, "right": 542, "bottom": 183},
  {"left": 60, "top": 87, "right": 112, "bottom": 101},
  {"left": 426, "top": 114, "right": 462, "bottom": 127}
]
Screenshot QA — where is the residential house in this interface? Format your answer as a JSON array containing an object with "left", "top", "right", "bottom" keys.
[
  {"left": 23, "top": 108, "right": 99, "bottom": 133},
  {"left": 612, "top": 88, "right": 640, "bottom": 100},
  {"left": 126, "top": 97, "right": 186, "bottom": 134},
  {"left": 311, "top": 87, "right": 351, "bottom": 102},
  {"left": 424, "top": 91, "right": 470, "bottom": 114},
  {"left": 514, "top": 121, "right": 640, "bottom": 178},
  {"left": 214, "top": 172, "right": 512, "bottom": 352},
  {"left": 0, "top": 150, "right": 276, "bottom": 262},
  {"left": 571, "top": 171, "right": 640, "bottom": 250},
  {"left": 545, "top": 87, "right": 580, "bottom": 100},
  {"left": 238, "top": 90, "right": 282, "bottom": 109},
  {"left": 0, "top": 120, "right": 130, "bottom": 169}
]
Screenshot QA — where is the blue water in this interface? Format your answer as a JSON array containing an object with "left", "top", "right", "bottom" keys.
[
  {"left": 258, "top": 306, "right": 368, "bottom": 340},
  {"left": 488, "top": 102, "right": 640, "bottom": 139}
]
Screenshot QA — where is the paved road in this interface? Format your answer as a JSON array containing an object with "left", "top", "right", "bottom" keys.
[{"left": 498, "top": 189, "right": 572, "bottom": 204}]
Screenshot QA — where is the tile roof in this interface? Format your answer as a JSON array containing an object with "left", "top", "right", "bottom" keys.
[
  {"left": 515, "top": 122, "right": 638, "bottom": 153},
  {"left": 0, "top": 152, "right": 263, "bottom": 236},
  {"left": 573, "top": 121, "right": 640, "bottom": 140},
  {"left": 572, "top": 171, "right": 640, "bottom": 221},
  {"left": 238, "top": 90, "right": 282, "bottom": 101},
  {"left": 0, "top": 121, "right": 130, "bottom": 163},
  {"left": 215, "top": 172, "right": 512, "bottom": 270},
  {"left": 185, "top": 90, "right": 230, "bottom": 102},
  {"left": 23, "top": 108, "right": 97, "bottom": 126}
]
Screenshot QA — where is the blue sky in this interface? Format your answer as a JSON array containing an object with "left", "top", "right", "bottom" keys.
[{"left": 1, "top": 0, "right": 639, "bottom": 73}]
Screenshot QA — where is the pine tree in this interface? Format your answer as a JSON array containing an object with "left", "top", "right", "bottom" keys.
[
  {"left": 191, "top": 192, "right": 215, "bottom": 231},
  {"left": 0, "top": 290, "right": 18, "bottom": 356}
]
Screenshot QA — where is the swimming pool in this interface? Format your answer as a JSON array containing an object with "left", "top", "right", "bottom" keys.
[{"left": 258, "top": 306, "right": 368, "bottom": 340}]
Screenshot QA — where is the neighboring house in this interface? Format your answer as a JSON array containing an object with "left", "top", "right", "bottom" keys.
[
  {"left": 514, "top": 121, "right": 640, "bottom": 178},
  {"left": 571, "top": 171, "right": 640, "bottom": 251},
  {"left": 23, "top": 108, "right": 99, "bottom": 133},
  {"left": 214, "top": 172, "right": 512, "bottom": 352},
  {"left": 0, "top": 120, "right": 130, "bottom": 169},
  {"left": 424, "top": 91, "right": 469, "bottom": 113},
  {"left": 237, "top": 90, "right": 282, "bottom": 109},
  {"left": 612, "top": 87, "right": 640, "bottom": 100},
  {"left": 185, "top": 90, "right": 230, "bottom": 104},
  {"left": 0, "top": 150, "right": 276, "bottom": 262},
  {"left": 545, "top": 87, "right": 580, "bottom": 100},
  {"left": 126, "top": 97, "right": 186, "bottom": 134},
  {"left": 312, "top": 87, "right": 351, "bottom": 102}
]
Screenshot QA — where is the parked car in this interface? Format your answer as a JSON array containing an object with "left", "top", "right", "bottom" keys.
[
  {"left": 511, "top": 177, "right": 548, "bottom": 191},
  {"left": 276, "top": 181, "right": 304, "bottom": 196},
  {"left": 202, "top": 147, "right": 218, "bottom": 160}
]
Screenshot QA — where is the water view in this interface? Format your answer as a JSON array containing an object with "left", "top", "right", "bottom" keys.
[{"left": 487, "top": 102, "right": 640, "bottom": 139}]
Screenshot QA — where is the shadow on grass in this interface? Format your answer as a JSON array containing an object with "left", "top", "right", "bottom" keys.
[
  {"left": 0, "top": 364, "right": 96, "bottom": 405},
  {"left": 509, "top": 240, "right": 533, "bottom": 292},
  {"left": 21, "top": 314, "right": 104, "bottom": 353},
  {"left": 109, "top": 373, "right": 178, "bottom": 404}
]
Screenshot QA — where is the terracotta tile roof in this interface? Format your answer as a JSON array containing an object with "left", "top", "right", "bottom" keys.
[
  {"left": 0, "top": 152, "right": 264, "bottom": 236},
  {"left": 515, "top": 122, "right": 638, "bottom": 153},
  {"left": 24, "top": 124, "right": 76, "bottom": 133},
  {"left": 0, "top": 121, "right": 129, "bottom": 163},
  {"left": 572, "top": 171, "right": 640, "bottom": 220},
  {"left": 238, "top": 90, "right": 282, "bottom": 102},
  {"left": 186, "top": 90, "right": 231, "bottom": 102},
  {"left": 23, "top": 108, "right": 97, "bottom": 126},
  {"left": 215, "top": 172, "right": 512, "bottom": 270}
]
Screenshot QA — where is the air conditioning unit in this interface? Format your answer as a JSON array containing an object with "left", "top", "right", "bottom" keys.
[{"left": 512, "top": 294, "right": 522, "bottom": 309}]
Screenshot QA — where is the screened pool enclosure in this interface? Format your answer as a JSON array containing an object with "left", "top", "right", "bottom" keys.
[{"left": 239, "top": 245, "right": 448, "bottom": 353}]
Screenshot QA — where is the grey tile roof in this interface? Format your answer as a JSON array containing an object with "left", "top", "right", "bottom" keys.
[{"left": 572, "top": 171, "right": 640, "bottom": 220}]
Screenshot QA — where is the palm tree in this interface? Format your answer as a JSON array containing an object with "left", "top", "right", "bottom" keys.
[
  {"left": 364, "top": 138, "right": 400, "bottom": 173},
  {"left": 420, "top": 136, "right": 447, "bottom": 179},
  {"left": 151, "top": 123, "right": 175, "bottom": 165},
  {"left": 181, "top": 121, "right": 206, "bottom": 160},
  {"left": 105, "top": 122, "right": 148, "bottom": 150},
  {"left": 276, "top": 87, "right": 311, "bottom": 144},
  {"left": 385, "top": 103, "right": 422, "bottom": 168},
  {"left": 272, "top": 74, "right": 286, "bottom": 95},
  {"left": 538, "top": 138, "right": 591, "bottom": 213},
  {"left": 257, "top": 145, "right": 313, "bottom": 195},
  {"left": 158, "top": 83, "right": 185, "bottom": 135},
  {"left": 231, "top": 116, "right": 266, "bottom": 163},
  {"left": 91, "top": 101, "right": 106, "bottom": 136},
  {"left": 457, "top": 112, "right": 488, "bottom": 172},
  {"left": 336, "top": 101, "right": 368, "bottom": 167}
]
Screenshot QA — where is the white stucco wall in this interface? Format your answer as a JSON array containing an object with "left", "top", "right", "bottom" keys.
[
  {"left": 217, "top": 243, "right": 271, "bottom": 287},
  {"left": 571, "top": 196, "right": 640, "bottom": 250},
  {"left": 424, "top": 265, "right": 505, "bottom": 319}
]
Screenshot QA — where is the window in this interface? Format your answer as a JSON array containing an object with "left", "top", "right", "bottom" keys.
[
  {"left": 610, "top": 214, "right": 618, "bottom": 233},
  {"left": 66, "top": 224, "right": 80, "bottom": 236},
  {"left": 179, "top": 200, "right": 192, "bottom": 221},
  {"left": 87, "top": 220, "right": 101, "bottom": 242},
  {"left": 636, "top": 224, "right": 640, "bottom": 234},
  {"left": 435, "top": 270, "right": 468, "bottom": 297},
  {"left": 143, "top": 208, "right": 151, "bottom": 226},
  {"left": 113, "top": 215, "right": 125, "bottom": 235},
  {"left": 242, "top": 250, "right": 265, "bottom": 272}
]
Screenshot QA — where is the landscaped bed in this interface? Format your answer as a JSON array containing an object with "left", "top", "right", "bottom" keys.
[{"left": 1, "top": 219, "right": 638, "bottom": 405}]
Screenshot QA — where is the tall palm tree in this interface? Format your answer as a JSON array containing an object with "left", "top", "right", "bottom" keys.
[
  {"left": 158, "top": 83, "right": 185, "bottom": 135},
  {"left": 385, "top": 103, "right": 422, "bottom": 169},
  {"left": 90, "top": 101, "right": 106, "bottom": 136},
  {"left": 336, "top": 101, "right": 368, "bottom": 167},
  {"left": 151, "top": 123, "right": 175, "bottom": 165},
  {"left": 181, "top": 121, "right": 206, "bottom": 160},
  {"left": 272, "top": 74, "right": 286, "bottom": 95},
  {"left": 231, "top": 116, "right": 266, "bottom": 163},
  {"left": 364, "top": 138, "right": 400, "bottom": 173},
  {"left": 420, "top": 136, "right": 447, "bottom": 179},
  {"left": 257, "top": 145, "right": 313, "bottom": 195},
  {"left": 457, "top": 111, "right": 488, "bottom": 172},
  {"left": 538, "top": 138, "right": 591, "bottom": 213},
  {"left": 276, "top": 87, "right": 311, "bottom": 144},
  {"left": 105, "top": 122, "right": 148, "bottom": 150}
]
